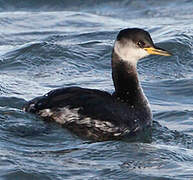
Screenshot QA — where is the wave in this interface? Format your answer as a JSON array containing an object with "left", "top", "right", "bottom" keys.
[{"left": 0, "top": 0, "right": 192, "bottom": 20}]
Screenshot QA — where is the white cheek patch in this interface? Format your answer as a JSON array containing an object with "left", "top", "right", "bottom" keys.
[{"left": 114, "top": 41, "right": 149, "bottom": 65}]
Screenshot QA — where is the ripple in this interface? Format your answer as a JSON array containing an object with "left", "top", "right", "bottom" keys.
[{"left": 0, "top": 1, "right": 193, "bottom": 179}]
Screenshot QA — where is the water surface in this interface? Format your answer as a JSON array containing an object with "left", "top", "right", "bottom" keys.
[{"left": 0, "top": 0, "right": 193, "bottom": 179}]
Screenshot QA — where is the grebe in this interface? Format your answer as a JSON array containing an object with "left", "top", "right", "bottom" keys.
[{"left": 23, "top": 28, "right": 171, "bottom": 141}]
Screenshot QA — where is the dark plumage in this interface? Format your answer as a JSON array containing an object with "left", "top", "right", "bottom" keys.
[{"left": 23, "top": 28, "right": 171, "bottom": 141}]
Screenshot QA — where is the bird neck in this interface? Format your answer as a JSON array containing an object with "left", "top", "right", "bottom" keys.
[{"left": 112, "top": 50, "right": 145, "bottom": 106}]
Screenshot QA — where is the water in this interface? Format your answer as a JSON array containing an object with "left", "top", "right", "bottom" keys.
[{"left": 0, "top": 0, "right": 193, "bottom": 179}]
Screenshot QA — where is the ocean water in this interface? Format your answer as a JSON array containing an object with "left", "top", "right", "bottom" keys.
[{"left": 0, "top": 0, "right": 193, "bottom": 179}]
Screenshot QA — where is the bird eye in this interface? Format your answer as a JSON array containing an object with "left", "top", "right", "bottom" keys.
[{"left": 137, "top": 41, "right": 145, "bottom": 48}]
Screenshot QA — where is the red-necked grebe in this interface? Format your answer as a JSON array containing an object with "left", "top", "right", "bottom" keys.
[{"left": 23, "top": 28, "right": 171, "bottom": 141}]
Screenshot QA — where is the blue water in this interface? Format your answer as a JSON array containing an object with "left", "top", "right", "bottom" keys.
[{"left": 0, "top": 0, "right": 193, "bottom": 179}]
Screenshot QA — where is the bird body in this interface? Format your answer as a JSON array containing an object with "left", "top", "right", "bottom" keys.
[{"left": 24, "top": 86, "right": 151, "bottom": 140}]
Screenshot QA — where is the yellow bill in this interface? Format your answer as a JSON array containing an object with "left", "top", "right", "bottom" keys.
[{"left": 144, "top": 47, "right": 172, "bottom": 56}]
